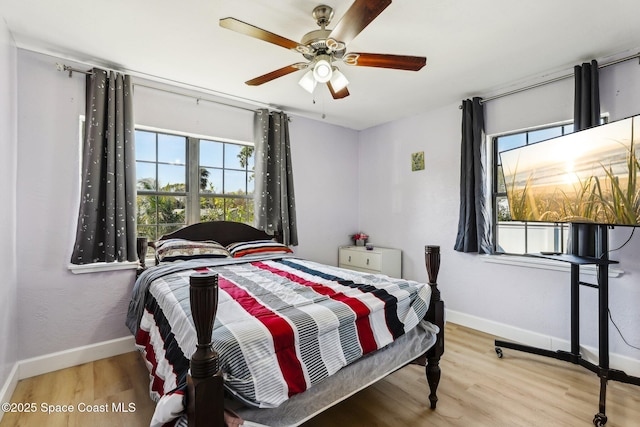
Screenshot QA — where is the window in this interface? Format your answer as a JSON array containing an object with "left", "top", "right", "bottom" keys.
[
  {"left": 492, "top": 123, "right": 575, "bottom": 254},
  {"left": 135, "top": 129, "right": 254, "bottom": 241}
]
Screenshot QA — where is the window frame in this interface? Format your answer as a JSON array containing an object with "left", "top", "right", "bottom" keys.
[
  {"left": 490, "top": 120, "right": 575, "bottom": 255},
  {"left": 490, "top": 116, "right": 610, "bottom": 255},
  {"left": 135, "top": 125, "right": 255, "bottom": 241},
  {"left": 482, "top": 116, "right": 623, "bottom": 276}
]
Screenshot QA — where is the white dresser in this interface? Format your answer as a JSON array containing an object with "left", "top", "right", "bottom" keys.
[{"left": 338, "top": 245, "right": 402, "bottom": 278}]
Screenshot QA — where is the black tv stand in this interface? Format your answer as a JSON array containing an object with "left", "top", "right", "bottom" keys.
[{"left": 494, "top": 224, "right": 640, "bottom": 426}]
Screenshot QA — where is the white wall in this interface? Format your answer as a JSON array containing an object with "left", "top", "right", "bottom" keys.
[
  {"left": 16, "top": 50, "right": 132, "bottom": 360},
  {"left": 358, "top": 60, "right": 640, "bottom": 363},
  {"left": 14, "top": 49, "right": 359, "bottom": 360},
  {"left": 0, "top": 17, "right": 18, "bottom": 392},
  {"left": 358, "top": 104, "right": 460, "bottom": 280},
  {"left": 133, "top": 83, "right": 255, "bottom": 142},
  {"left": 288, "top": 116, "right": 359, "bottom": 265}
]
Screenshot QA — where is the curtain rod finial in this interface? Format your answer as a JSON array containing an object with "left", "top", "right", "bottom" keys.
[
  {"left": 54, "top": 62, "right": 93, "bottom": 78},
  {"left": 54, "top": 62, "right": 73, "bottom": 77}
]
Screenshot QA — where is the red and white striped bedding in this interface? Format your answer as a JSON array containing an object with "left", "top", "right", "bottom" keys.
[{"left": 128, "top": 254, "right": 431, "bottom": 424}]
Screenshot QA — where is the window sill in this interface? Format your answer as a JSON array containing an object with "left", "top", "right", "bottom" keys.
[
  {"left": 481, "top": 254, "right": 623, "bottom": 278},
  {"left": 68, "top": 261, "right": 139, "bottom": 274}
]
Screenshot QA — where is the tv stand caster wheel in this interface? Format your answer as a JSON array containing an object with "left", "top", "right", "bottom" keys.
[
  {"left": 593, "top": 412, "right": 607, "bottom": 426},
  {"left": 495, "top": 347, "right": 503, "bottom": 358}
]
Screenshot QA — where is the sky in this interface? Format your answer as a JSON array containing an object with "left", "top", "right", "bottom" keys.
[{"left": 135, "top": 130, "right": 254, "bottom": 194}]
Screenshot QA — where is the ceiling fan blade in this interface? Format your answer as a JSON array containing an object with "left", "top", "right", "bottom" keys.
[
  {"left": 327, "top": 82, "right": 350, "bottom": 99},
  {"left": 220, "top": 17, "right": 307, "bottom": 52},
  {"left": 245, "top": 63, "right": 307, "bottom": 86},
  {"left": 343, "top": 53, "right": 426, "bottom": 71},
  {"left": 329, "top": 0, "right": 392, "bottom": 45}
]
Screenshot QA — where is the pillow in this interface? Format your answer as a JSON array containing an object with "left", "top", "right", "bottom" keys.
[
  {"left": 226, "top": 240, "right": 293, "bottom": 258},
  {"left": 155, "top": 239, "right": 230, "bottom": 262}
]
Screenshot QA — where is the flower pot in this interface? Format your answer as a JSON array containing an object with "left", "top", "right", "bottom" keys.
[{"left": 355, "top": 239, "right": 366, "bottom": 246}]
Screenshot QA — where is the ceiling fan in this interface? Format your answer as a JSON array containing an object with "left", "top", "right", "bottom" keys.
[{"left": 219, "top": 0, "right": 427, "bottom": 99}]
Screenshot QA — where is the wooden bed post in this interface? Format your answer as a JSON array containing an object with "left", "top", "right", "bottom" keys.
[
  {"left": 425, "top": 245, "right": 445, "bottom": 410},
  {"left": 187, "top": 272, "right": 225, "bottom": 427}
]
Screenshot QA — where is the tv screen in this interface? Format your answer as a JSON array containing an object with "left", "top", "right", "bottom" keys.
[{"left": 499, "top": 114, "right": 639, "bottom": 226}]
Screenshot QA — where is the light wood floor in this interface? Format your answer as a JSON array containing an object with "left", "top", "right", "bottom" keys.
[{"left": 2, "top": 323, "right": 639, "bottom": 426}]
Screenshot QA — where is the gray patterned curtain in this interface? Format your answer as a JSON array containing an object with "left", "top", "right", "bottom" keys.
[
  {"left": 70, "top": 68, "right": 137, "bottom": 264},
  {"left": 254, "top": 109, "right": 298, "bottom": 246},
  {"left": 454, "top": 97, "right": 492, "bottom": 254}
]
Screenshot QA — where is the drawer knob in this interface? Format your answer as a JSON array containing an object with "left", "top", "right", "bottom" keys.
[
  {"left": 348, "top": 255, "right": 351, "bottom": 262},
  {"left": 366, "top": 258, "right": 370, "bottom": 265}
]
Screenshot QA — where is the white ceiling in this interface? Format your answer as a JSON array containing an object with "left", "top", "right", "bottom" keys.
[{"left": 2, "top": 0, "right": 640, "bottom": 130}]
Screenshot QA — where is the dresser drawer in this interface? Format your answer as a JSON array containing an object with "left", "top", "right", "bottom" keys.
[
  {"left": 338, "top": 246, "right": 401, "bottom": 278},
  {"left": 339, "top": 249, "right": 382, "bottom": 271}
]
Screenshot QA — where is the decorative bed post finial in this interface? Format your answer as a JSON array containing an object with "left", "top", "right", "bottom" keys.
[
  {"left": 189, "top": 272, "right": 219, "bottom": 376},
  {"left": 425, "top": 245, "right": 440, "bottom": 285},
  {"left": 187, "top": 272, "right": 225, "bottom": 427},
  {"left": 425, "top": 245, "right": 441, "bottom": 302},
  {"left": 424, "top": 245, "right": 443, "bottom": 410}
]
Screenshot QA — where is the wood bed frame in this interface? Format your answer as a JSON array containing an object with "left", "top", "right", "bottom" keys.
[{"left": 157, "top": 221, "right": 445, "bottom": 426}]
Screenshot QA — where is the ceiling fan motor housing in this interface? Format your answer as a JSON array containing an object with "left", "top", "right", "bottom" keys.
[
  {"left": 312, "top": 5, "right": 334, "bottom": 27},
  {"left": 300, "top": 29, "right": 346, "bottom": 60}
]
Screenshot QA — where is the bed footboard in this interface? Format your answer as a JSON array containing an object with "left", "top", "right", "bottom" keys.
[
  {"left": 425, "top": 245, "right": 445, "bottom": 409},
  {"left": 187, "top": 272, "right": 225, "bottom": 427}
]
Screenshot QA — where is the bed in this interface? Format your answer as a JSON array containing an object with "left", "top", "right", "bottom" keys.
[{"left": 126, "top": 221, "right": 445, "bottom": 427}]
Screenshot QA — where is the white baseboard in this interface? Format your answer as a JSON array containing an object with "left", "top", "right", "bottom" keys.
[
  {"left": 446, "top": 308, "right": 640, "bottom": 378},
  {"left": 0, "top": 334, "right": 136, "bottom": 422},
  {"left": 0, "top": 362, "right": 19, "bottom": 423},
  {"left": 19, "top": 335, "right": 136, "bottom": 380}
]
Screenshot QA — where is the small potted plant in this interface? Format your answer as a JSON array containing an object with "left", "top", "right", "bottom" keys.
[{"left": 351, "top": 232, "right": 369, "bottom": 246}]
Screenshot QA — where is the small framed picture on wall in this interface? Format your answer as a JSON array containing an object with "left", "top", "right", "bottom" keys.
[{"left": 411, "top": 151, "right": 425, "bottom": 171}]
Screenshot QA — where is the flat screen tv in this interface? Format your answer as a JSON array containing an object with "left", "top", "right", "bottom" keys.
[{"left": 499, "top": 114, "right": 639, "bottom": 227}]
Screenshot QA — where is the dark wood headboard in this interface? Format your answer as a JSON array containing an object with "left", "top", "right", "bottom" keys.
[{"left": 158, "top": 221, "right": 277, "bottom": 247}]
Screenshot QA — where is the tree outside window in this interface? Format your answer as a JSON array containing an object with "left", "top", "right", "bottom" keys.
[{"left": 135, "top": 129, "right": 254, "bottom": 244}]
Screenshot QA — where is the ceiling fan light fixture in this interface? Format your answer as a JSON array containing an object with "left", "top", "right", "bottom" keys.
[
  {"left": 330, "top": 67, "right": 349, "bottom": 92},
  {"left": 298, "top": 69, "right": 317, "bottom": 93},
  {"left": 313, "top": 55, "right": 333, "bottom": 83}
]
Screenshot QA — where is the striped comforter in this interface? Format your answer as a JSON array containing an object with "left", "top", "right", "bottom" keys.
[{"left": 127, "top": 254, "right": 431, "bottom": 421}]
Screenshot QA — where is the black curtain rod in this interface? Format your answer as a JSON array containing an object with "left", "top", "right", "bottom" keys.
[{"left": 460, "top": 52, "right": 640, "bottom": 108}]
